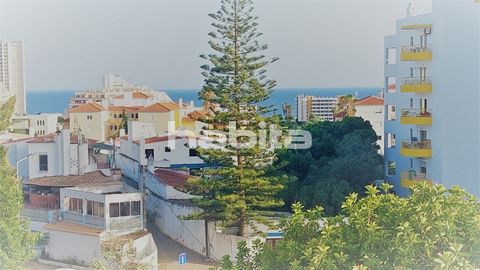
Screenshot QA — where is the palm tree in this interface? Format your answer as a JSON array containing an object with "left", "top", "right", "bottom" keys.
[{"left": 335, "top": 95, "right": 357, "bottom": 117}]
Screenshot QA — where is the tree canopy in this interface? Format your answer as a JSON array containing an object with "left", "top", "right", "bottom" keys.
[
  {"left": 276, "top": 117, "right": 383, "bottom": 215},
  {"left": 186, "top": 0, "right": 285, "bottom": 236}
]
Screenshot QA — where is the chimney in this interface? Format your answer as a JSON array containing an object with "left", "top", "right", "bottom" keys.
[
  {"left": 406, "top": 2, "right": 415, "bottom": 18},
  {"left": 147, "top": 155, "right": 154, "bottom": 173},
  {"left": 128, "top": 121, "right": 134, "bottom": 142}
]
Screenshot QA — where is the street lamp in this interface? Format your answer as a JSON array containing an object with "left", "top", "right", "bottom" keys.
[{"left": 16, "top": 153, "right": 37, "bottom": 182}]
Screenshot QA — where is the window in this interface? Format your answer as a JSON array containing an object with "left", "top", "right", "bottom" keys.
[
  {"left": 131, "top": 201, "right": 141, "bottom": 216},
  {"left": 165, "top": 147, "right": 171, "bottom": 153},
  {"left": 410, "top": 159, "right": 414, "bottom": 168},
  {"left": 386, "top": 77, "right": 396, "bottom": 93},
  {"left": 39, "top": 154, "right": 48, "bottom": 171},
  {"left": 189, "top": 148, "right": 198, "bottom": 157},
  {"left": 110, "top": 201, "right": 141, "bottom": 217},
  {"left": 145, "top": 149, "right": 154, "bottom": 159},
  {"left": 387, "top": 161, "right": 396, "bottom": 176},
  {"left": 68, "top": 197, "right": 83, "bottom": 213},
  {"left": 387, "top": 133, "right": 396, "bottom": 148},
  {"left": 87, "top": 201, "right": 104, "bottom": 217},
  {"left": 386, "top": 47, "right": 397, "bottom": 65},
  {"left": 387, "top": 105, "right": 396, "bottom": 121},
  {"left": 109, "top": 203, "right": 120, "bottom": 218},
  {"left": 377, "top": 136, "right": 382, "bottom": 141},
  {"left": 120, "top": 202, "right": 131, "bottom": 217},
  {"left": 87, "top": 115, "right": 93, "bottom": 120}
]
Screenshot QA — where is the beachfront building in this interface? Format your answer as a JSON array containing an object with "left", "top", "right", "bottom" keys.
[
  {"left": 10, "top": 113, "right": 62, "bottom": 136},
  {"left": 3, "top": 129, "right": 97, "bottom": 181},
  {"left": 384, "top": 0, "right": 480, "bottom": 197},
  {"left": 0, "top": 41, "right": 26, "bottom": 114},
  {"left": 68, "top": 74, "right": 172, "bottom": 110},
  {"left": 355, "top": 96, "right": 385, "bottom": 154},
  {"left": 137, "top": 102, "right": 183, "bottom": 134},
  {"left": 296, "top": 94, "right": 338, "bottom": 122}
]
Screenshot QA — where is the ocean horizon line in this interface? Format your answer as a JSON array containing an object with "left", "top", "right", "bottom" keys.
[{"left": 26, "top": 86, "right": 382, "bottom": 92}]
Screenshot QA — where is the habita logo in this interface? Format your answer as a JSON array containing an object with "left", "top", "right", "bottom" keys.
[{"left": 166, "top": 121, "right": 312, "bottom": 150}]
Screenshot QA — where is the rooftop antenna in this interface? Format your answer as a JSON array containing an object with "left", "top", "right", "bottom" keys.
[{"left": 406, "top": 1, "right": 416, "bottom": 18}]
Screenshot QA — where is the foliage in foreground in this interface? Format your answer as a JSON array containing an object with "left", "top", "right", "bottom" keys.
[
  {"left": 217, "top": 183, "right": 480, "bottom": 270},
  {"left": 0, "top": 97, "right": 39, "bottom": 270}
]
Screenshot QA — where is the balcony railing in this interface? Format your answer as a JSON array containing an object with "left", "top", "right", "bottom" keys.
[
  {"left": 400, "top": 108, "right": 432, "bottom": 125},
  {"left": 400, "top": 139, "right": 432, "bottom": 157},
  {"left": 400, "top": 171, "right": 433, "bottom": 187},
  {"left": 401, "top": 45, "right": 432, "bottom": 61},
  {"left": 401, "top": 139, "right": 431, "bottom": 149},
  {"left": 401, "top": 77, "right": 432, "bottom": 93}
]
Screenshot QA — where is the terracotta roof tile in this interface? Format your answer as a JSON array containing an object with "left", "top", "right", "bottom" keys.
[
  {"left": 108, "top": 106, "right": 143, "bottom": 112},
  {"left": 154, "top": 169, "right": 191, "bottom": 189},
  {"left": 355, "top": 96, "right": 384, "bottom": 106},
  {"left": 137, "top": 102, "right": 179, "bottom": 113},
  {"left": 27, "top": 170, "right": 122, "bottom": 187},
  {"left": 69, "top": 102, "right": 105, "bottom": 113}
]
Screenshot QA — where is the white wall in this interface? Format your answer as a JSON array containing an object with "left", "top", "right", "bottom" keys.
[
  {"left": 45, "top": 230, "right": 101, "bottom": 266},
  {"left": 431, "top": 0, "right": 480, "bottom": 196},
  {"left": 356, "top": 104, "right": 385, "bottom": 154}
]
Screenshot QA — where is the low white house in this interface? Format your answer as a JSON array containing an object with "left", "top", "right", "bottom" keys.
[
  {"left": 3, "top": 129, "right": 97, "bottom": 181},
  {"left": 10, "top": 113, "right": 62, "bottom": 136},
  {"left": 118, "top": 121, "right": 218, "bottom": 170},
  {"left": 43, "top": 181, "right": 157, "bottom": 269}
]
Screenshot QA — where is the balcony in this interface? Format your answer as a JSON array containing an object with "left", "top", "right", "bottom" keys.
[
  {"left": 400, "top": 77, "right": 432, "bottom": 93},
  {"left": 401, "top": 45, "right": 432, "bottom": 61},
  {"left": 400, "top": 140, "right": 432, "bottom": 157},
  {"left": 400, "top": 171, "right": 433, "bottom": 188},
  {"left": 400, "top": 108, "right": 432, "bottom": 125}
]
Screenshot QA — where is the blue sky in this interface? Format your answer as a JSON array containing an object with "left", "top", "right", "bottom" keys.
[{"left": 0, "top": 0, "right": 431, "bottom": 90}]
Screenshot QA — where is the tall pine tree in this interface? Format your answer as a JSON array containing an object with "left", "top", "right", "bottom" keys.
[
  {"left": 187, "top": 0, "right": 285, "bottom": 237},
  {"left": 0, "top": 97, "right": 39, "bottom": 269}
]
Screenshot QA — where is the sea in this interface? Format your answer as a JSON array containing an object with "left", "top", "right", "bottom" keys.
[{"left": 26, "top": 88, "right": 381, "bottom": 115}]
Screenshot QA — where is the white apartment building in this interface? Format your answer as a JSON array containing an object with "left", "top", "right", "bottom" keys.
[
  {"left": 103, "top": 73, "right": 135, "bottom": 89},
  {"left": 296, "top": 94, "right": 338, "bottom": 122},
  {"left": 10, "top": 113, "right": 62, "bottom": 136},
  {"left": 355, "top": 96, "right": 385, "bottom": 154},
  {"left": 0, "top": 41, "right": 26, "bottom": 114},
  {"left": 384, "top": 0, "right": 480, "bottom": 197}
]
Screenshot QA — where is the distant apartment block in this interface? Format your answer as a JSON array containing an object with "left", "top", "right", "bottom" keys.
[
  {"left": 296, "top": 94, "right": 338, "bottom": 122},
  {"left": 0, "top": 41, "right": 26, "bottom": 114},
  {"left": 384, "top": 0, "right": 480, "bottom": 197},
  {"left": 103, "top": 72, "right": 135, "bottom": 89}
]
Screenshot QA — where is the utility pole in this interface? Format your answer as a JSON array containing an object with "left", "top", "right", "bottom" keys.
[
  {"left": 204, "top": 219, "right": 210, "bottom": 260},
  {"left": 77, "top": 127, "right": 82, "bottom": 175},
  {"left": 139, "top": 164, "right": 147, "bottom": 229}
]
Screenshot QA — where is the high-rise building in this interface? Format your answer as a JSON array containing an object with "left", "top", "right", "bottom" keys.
[
  {"left": 103, "top": 73, "right": 134, "bottom": 89},
  {"left": 296, "top": 95, "right": 338, "bottom": 122},
  {"left": 383, "top": 0, "right": 480, "bottom": 197},
  {"left": 0, "top": 41, "right": 26, "bottom": 115}
]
